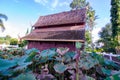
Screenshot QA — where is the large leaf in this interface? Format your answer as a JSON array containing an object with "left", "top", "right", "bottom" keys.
[
  {"left": 15, "top": 55, "right": 28, "bottom": 65},
  {"left": 65, "top": 51, "right": 76, "bottom": 58},
  {"left": 101, "top": 67, "right": 111, "bottom": 76},
  {"left": 54, "top": 63, "right": 67, "bottom": 74},
  {"left": 0, "top": 58, "right": 17, "bottom": 71},
  {"left": 79, "top": 53, "right": 99, "bottom": 70},
  {"left": 105, "top": 74, "right": 120, "bottom": 80},
  {"left": 62, "top": 52, "right": 75, "bottom": 62},
  {"left": 14, "top": 62, "right": 32, "bottom": 71},
  {"left": 13, "top": 73, "right": 36, "bottom": 80},
  {"left": 0, "top": 69, "right": 14, "bottom": 76},
  {"left": 75, "top": 42, "right": 82, "bottom": 49},
  {"left": 25, "top": 48, "right": 40, "bottom": 55},
  {"left": 104, "top": 59, "right": 120, "bottom": 69},
  {"left": 25, "top": 52, "right": 37, "bottom": 62},
  {"left": 40, "top": 49, "right": 57, "bottom": 58},
  {"left": 13, "top": 55, "right": 32, "bottom": 71}
]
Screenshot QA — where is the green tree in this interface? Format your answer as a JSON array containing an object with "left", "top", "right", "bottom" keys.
[
  {"left": 70, "top": 0, "right": 86, "bottom": 9},
  {"left": 10, "top": 38, "right": 18, "bottom": 45},
  {"left": 97, "top": 23, "right": 117, "bottom": 53},
  {"left": 70, "top": 0, "right": 97, "bottom": 50},
  {"left": 110, "top": 0, "right": 120, "bottom": 44},
  {"left": 85, "top": 31, "right": 91, "bottom": 44},
  {"left": 0, "top": 14, "right": 8, "bottom": 32}
]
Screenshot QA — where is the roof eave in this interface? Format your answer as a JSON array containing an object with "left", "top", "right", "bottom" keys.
[{"left": 23, "top": 38, "right": 85, "bottom": 43}]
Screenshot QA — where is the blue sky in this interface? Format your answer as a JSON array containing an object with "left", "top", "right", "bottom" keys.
[{"left": 0, "top": 0, "right": 111, "bottom": 42}]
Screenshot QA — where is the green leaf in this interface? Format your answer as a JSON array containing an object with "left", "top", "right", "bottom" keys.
[
  {"left": 25, "top": 48, "right": 39, "bottom": 55},
  {"left": 54, "top": 63, "right": 67, "bottom": 74},
  {"left": 105, "top": 74, "right": 120, "bottom": 80},
  {"left": 75, "top": 42, "right": 82, "bottom": 49},
  {"left": 104, "top": 59, "right": 120, "bottom": 69},
  {"left": 79, "top": 53, "right": 99, "bottom": 70},
  {"left": 15, "top": 55, "right": 28, "bottom": 65},
  {"left": 65, "top": 51, "right": 76, "bottom": 58},
  {"left": 101, "top": 67, "right": 111, "bottom": 76},
  {"left": 40, "top": 49, "right": 57, "bottom": 58},
  {"left": 14, "top": 62, "right": 32, "bottom": 71},
  {"left": 0, "top": 58, "right": 17, "bottom": 71},
  {"left": 0, "top": 69, "right": 14, "bottom": 76},
  {"left": 25, "top": 52, "right": 37, "bottom": 62},
  {"left": 13, "top": 73, "right": 36, "bottom": 80},
  {"left": 62, "top": 52, "right": 75, "bottom": 63},
  {"left": 85, "top": 75, "right": 95, "bottom": 80}
]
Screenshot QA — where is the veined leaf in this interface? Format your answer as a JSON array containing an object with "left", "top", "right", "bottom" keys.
[
  {"left": 25, "top": 52, "right": 37, "bottom": 62},
  {"left": 13, "top": 73, "right": 36, "bottom": 80},
  {"left": 0, "top": 58, "right": 17, "bottom": 71},
  {"left": 75, "top": 42, "right": 82, "bottom": 49},
  {"left": 40, "top": 49, "right": 57, "bottom": 58},
  {"left": 101, "top": 67, "right": 111, "bottom": 76},
  {"left": 25, "top": 48, "right": 40, "bottom": 55},
  {"left": 54, "top": 63, "right": 67, "bottom": 74}
]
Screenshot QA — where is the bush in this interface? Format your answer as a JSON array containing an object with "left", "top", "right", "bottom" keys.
[{"left": 10, "top": 38, "right": 18, "bottom": 45}]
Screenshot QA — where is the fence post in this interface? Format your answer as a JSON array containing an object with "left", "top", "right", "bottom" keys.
[{"left": 109, "top": 53, "right": 113, "bottom": 61}]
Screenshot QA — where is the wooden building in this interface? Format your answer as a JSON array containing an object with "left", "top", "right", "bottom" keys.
[{"left": 22, "top": 8, "right": 86, "bottom": 51}]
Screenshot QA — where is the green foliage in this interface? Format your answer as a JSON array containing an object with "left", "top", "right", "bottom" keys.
[
  {"left": 97, "top": 23, "right": 118, "bottom": 53},
  {"left": 0, "top": 35, "right": 11, "bottom": 44},
  {"left": 54, "top": 63, "right": 67, "bottom": 74},
  {"left": 0, "top": 59, "right": 16, "bottom": 71},
  {"left": 79, "top": 52, "right": 99, "bottom": 70},
  {"left": 18, "top": 40, "right": 28, "bottom": 47},
  {"left": 70, "top": 0, "right": 86, "bottom": 9},
  {"left": 0, "top": 48, "right": 39, "bottom": 79},
  {"left": 25, "top": 52, "right": 37, "bottom": 62},
  {"left": 111, "top": 0, "right": 120, "bottom": 44},
  {"left": 10, "top": 38, "right": 18, "bottom": 45},
  {"left": 75, "top": 42, "right": 82, "bottom": 49},
  {"left": 13, "top": 73, "right": 36, "bottom": 80},
  {"left": 85, "top": 31, "right": 91, "bottom": 44},
  {"left": 40, "top": 48, "right": 57, "bottom": 58},
  {"left": 70, "top": 0, "right": 97, "bottom": 51},
  {"left": 0, "top": 47, "right": 120, "bottom": 80}
]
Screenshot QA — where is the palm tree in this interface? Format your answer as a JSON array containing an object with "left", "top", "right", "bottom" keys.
[{"left": 0, "top": 13, "right": 8, "bottom": 32}]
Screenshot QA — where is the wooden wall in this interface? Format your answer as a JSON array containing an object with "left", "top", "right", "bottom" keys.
[{"left": 28, "top": 41, "right": 76, "bottom": 51}]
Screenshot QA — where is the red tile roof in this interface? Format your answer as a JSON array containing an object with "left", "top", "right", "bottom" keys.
[{"left": 33, "top": 8, "right": 86, "bottom": 27}]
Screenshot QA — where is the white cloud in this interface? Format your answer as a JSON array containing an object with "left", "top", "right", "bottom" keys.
[
  {"left": 34, "top": 0, "right": 48, "bottom": 5},
  {"left": 0, "top": 21, "right": 27, "bottom": 38},
  {"left": 34, "top": 0, "right": 70, "bottom": 11},
  {"left": 91, "top": 17, "right": 110, "bottom": 42},
  {"left": 51, "top": 0, "right": 59, "bottom": 9},
  {"left": 92, "top": 27, "right": 101, "bottom": 42},
  {"left": 59, "top": 2, "right": 69, "bottom": 7}
]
